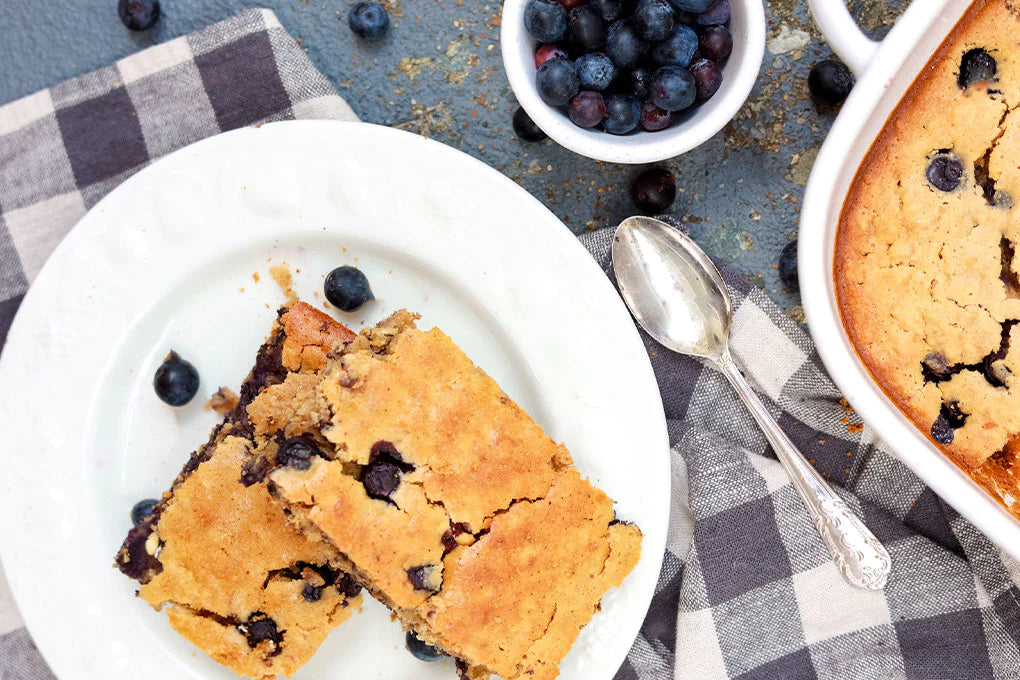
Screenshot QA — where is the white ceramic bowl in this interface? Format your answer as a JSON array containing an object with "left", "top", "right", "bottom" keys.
[
  {"left": 500, "top": 0, "right": 765, "bottom": 164},
  {"left": 801, "top": 0, "right": 1020, "bottom": 560}
]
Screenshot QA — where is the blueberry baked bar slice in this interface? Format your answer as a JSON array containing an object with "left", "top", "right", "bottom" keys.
[
  {"left": 115, "top": 302, "right": 362, "bottom": 679},
  {"left": 247, "top": 311, "right": 643, "bottom": 680}
]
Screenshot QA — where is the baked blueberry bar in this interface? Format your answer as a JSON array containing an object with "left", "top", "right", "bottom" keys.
[
  {"left": 246, "top": 311, "right": 643, "bottom": 680},
  {"left": 115, "top": 302, "right": 362, "bottom": 679}
]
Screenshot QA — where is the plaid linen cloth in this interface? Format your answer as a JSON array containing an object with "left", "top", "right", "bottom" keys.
[{"left": 2, "top": 10, "right": 1020, "bottom": 680}]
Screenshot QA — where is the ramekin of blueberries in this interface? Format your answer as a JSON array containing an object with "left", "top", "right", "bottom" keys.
[{"left": 501, "top": 0, "right": 764, "bottom": 163}]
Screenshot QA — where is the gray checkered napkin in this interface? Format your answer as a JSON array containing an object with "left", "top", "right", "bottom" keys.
[{"left": 2, "top": 9, "right": 1019, "bottom": 680}]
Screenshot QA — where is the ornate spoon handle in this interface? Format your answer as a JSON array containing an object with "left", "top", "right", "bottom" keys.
[{"left": 716, "top": 351, "right": 892, "bottom": 590}]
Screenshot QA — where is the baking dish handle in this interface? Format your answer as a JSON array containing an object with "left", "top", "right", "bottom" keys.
[{"left": 806, "top": 0, "right": 881, "bottom": 75}]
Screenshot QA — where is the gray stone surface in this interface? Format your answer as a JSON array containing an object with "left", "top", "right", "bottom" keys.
[{"left": 0, "top": 0, "right": 905, "bottom": 316}]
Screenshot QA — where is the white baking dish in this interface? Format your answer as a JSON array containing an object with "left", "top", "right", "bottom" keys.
[{"left": 800, "top": 0, "right": 1020, "bottom": 560}]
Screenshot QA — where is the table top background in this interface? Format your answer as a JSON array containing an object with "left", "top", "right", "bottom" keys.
[{"left": 0, "top": 0, "right": 903, "bottom": 316}]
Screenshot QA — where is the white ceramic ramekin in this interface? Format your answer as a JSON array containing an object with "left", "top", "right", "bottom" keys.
[
  {"left": 800, "top": 0, "right": 1020, "bottom": 560},
  {"left": 500, "top": 0, "right": 765, "bottom": 164}
]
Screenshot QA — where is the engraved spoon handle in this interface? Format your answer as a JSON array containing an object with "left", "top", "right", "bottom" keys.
[{"left": 716, "top": 351, "right": 892, "bottom": 590}]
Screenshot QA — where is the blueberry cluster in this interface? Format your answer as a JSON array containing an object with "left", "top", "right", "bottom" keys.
[{"left": 524, "top": 0, "right": 732, "bottom": 135}]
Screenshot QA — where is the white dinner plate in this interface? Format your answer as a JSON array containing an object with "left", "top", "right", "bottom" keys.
[{"left": 0, "top": 121, "right": 670, "bottom": 680}]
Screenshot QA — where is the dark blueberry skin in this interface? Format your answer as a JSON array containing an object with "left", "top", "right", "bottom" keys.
[
  {"left": 958, "top": 48, "right": 997, "bottom": 89},
  {"left": 576, "top": 52, "right": 616, "bottom": 90},
  {"left": 590, "top": 0, "right": 623, "bottom": 21},
  {"left": 808, "top": 59, "right": 855, "bottom": 106},
  {"left": 131, "top": 499, "right": 158, "bottom": 526},
  {"left": 535, "top": 44, "right": 569, "bottom": 68},
  {"left": 276, "top": 436, "right": 319, "bottom": 471},
  {"left": 689, "top": 58, "right": 722, "bottom": 101},
  {"left": 513, "top": 107, "right": 547, "bottom": 142},
  {"left": 153, "top": 351, "right": 200, "bottom": 407},
  {"left": 630, "top": 167, "right": 677, "bottom": 214},
  {"left": 118, "top": 0, "right": 160, "bottom": 31},
  {"left": 695, "top": 0, "right": 730, "bottom": 25},
  {"left": 603, "top": 94, "right": 641, "bottom": 134},
  {"left": 361, "top": 459, "right": 404, "bottom": 501},
  {"left": 348, "top": 1, "right": 390, "bottom": 39},
  {"left": 536, "top": 58, "right": 580, "bottom": 106},
  {"left": 926, "top": 153, "right": 964, "bottom": 192},
  {"left": 555, "top": 0, "right": 586, "bottom": 7},
  {"left": 921, "top": 352, "right": 953, "bottom": 383},
  {"left": 406, "top": 631, "right": 445, "bottom": 662},
  {"left": 324, "top": 265, "right": 374, "bottom": 312},
  {"left": 567, "top": 6, "right": 607, "bottom": 51},
  {"left": 650, "top": 24, "right": 699, "bottom": 67},
  {"left": 242, "top": 613, "right": 282, "bottom": 649},
  {"left": 778, "top": 240, "right": 798, "bottom": 291},
  {"left": 569, "top": 91, "right": 609, "bottom": 128},
  {"left": 931, "top": 401, "right": 968, "bottom": 444},
  {"left": 302, "top": 583, "right": 323, "bottom": 602},
  {"left": 639, "top": 101, "right": 672, "bottom": 131},
  {"left": 626, "top": 66, "right": 653, "bottom": 99},
  {"left": 650, "top": 66, "right": 696, "bottom": 111},
  {"left": 525, "top": 0, "right": 569, "bottom": 43},
  {"left": 605, "top": 21, "right": 648, "bottom": 69},
  {"left": 699, "top": 25, "right": 733, "bottom": 62},
  {"left": 634, "top": 0, "right": 676, "bottom": 41},
  {"left": 667, "top": 0, "right": 715, "bottom": 11}
]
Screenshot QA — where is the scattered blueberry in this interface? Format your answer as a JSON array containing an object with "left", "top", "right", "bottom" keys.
[
  {"left": 535, "top": 44, "right": 569, "bottom": 68},
  {"left": 926, "top": 152, "right": 964, "bottom": 192},
  {"left": 525, "top": 0, "right": 569, "bottom": 43},
  {"left": 778, "top": 240, "right": 798, "bottom": 291},
  {"left": 958, "top": 48, "right": 997, "bottom": 89},
  {"left": 590, "top": 0, "right": 623, "bottom": 21},
  {"left": 630, "top": 167, "right": 677, "bottom": 214},
  {"left": 513, "top": 107, "right": 547, "bottom": 142},
  {"left": 695, "top": 0, "right": 730, "bottom": 25},
  {"left": 627, "top": 66, "right": 653, "bottom": 99},
  {"left": 348, "top": 1, "right": 390, "bottom": 40},
  {"left": 808, "top": 59, "right": 854, "bottom": 106},
  {"left": 650, "top": 66, "right": 696, "bottom": 111},
  {"left": 576, "top": 52, "right": 616, "bottom": 90},
  {"left": 118, "top": 0, "right": 160, "bottom": 31},
  {"left": 603, "top": 93, "right": 641, "bottom": 134},
  {"left": 153, "top": 351, "right": 200, "bottom": 407},
  {"left": 537, "top": 58, "right": 580, "bottom": 106},
  {"left": 276, "top": 436, "right": 319, "bottom": 471},
  {"left": 406, "top": 631, "right": 445, "bottom": 662},
  {"left": 324, "top": 265, "right": 374, "bottom": 312},
  {"left": 605, "top": 20, "right": 648, "bottom": 69},
  {"left": 698, "top": 25, "right": 733, "bottom": 62},
  {"left": 634, "top": 0, "right": 675, "bottom": 41},
  {"left": 131, "top": 499, "right": 158, "bottom": 526},
  {"left": 690, "top": 58, "right": 722, "bottom": 101},
  {"left": 569, "top": 91, "right": 609, "bottom": 127},
  {"left": 667, "top": 0, "right": 715, "bottom": 11},
  {"left": 650, "top": 24, "right": 699, "bottom": 67},
  {"left": 567, "top": 6, "right": 607, "bottom": 51},
  {"left": 639, "top": 101, "right": 672, "bottom": 131}
]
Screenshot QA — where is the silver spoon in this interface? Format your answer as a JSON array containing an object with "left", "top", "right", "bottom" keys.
[{"left": 612, "top": 216, "right": 891, "bottom": 590}]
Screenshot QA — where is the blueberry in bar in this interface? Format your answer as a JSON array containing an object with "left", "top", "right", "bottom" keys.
[
  {"left": 115, "top": 302, "right": 362, "bottom": 679},
  {"left": 247, "top": 310, "right": 643, "bottom": 680}
]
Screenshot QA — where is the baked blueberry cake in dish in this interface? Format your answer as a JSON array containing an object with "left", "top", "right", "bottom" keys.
[
  {"left": 115, "top": 302, "right": 362, "bottom": 678},
  {"left": 836, "top": 0, "right": 1020, "bottom": 516}
]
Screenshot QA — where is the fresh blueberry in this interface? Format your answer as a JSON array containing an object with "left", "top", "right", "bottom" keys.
[
  {"left": 406, "top": 631, "right": 445, "bottom": 662},
  {"left": 324, "top": 265, "right": 374, "bottom": 312},
  {"left": 568, "top": 91, "right": 609, "bottom": 128},
  {"left": 536, "top": 58, "right": 580, "bottom": 106},
  {"left": 348, "top": 1, "right": 390, "bottom": 39},
  {"left": 695, "top": 0, "right": 730, "bottom": 25},
  {"left": 689, "top": 58, "right": 722, "bottom": 101},
  {"left": 576, "top": 52, "right": 616, "bottom": 90},
  {"left": 808, "top": 59, "right": 855, "bottom": 105},
  {"left": 605, "top": 21, "right": 648, "bottom": 69},
  {"left": 650, "top": 66, "right": 696, "bottom": 111},
  {"left": 926, "top": 152, "right": 964, "bottom": 192},
  {"left": 603, "top": 94, "right": 641, "bottom": 134},
  {"left": 131, "top": 499, "right": 158, "bottom": 526},
  {"left": 535, "top": 43, "right": 569, "bottom": 68},
  {"left": 626, "top": 66, "right": 653, "bottom": 99},
  {"left": 630, "top": 167, "right": 677, "bottom": 214},
  {"left": 958, "top": 48, "right": 998, "bottom": 89},
  {"left": 276, "top": 436, "right": 319, "bottom": 471},
  {"left": 154, "top": 351, "right": 199, "bottom": 407},
  {"left": 634, "top": 0, "right": 676, "bottom": 41},
  {"left": 698, "top": 25, "right": 733, "bottom": 62},
  {"left": 640, "top": 100, "right": 673, "bottom": 131},
  {"left": 118, "top": 0, "right": 160, "bottom": 31},
  {"left": 650, "top": 24, "right": 699, "bottom": 67},
  {"left": 590, "top": 0, "right": 623, "bottom": 21},
  {"left": 667, "top": 0, "right": 715, "bottom": 11},
  {"left": 778, "top": 240, "right": 798, "bottom": 291},
  {"left": 525, "top": 0, "right": 568, "bottom": 43},
  {"left": 567, "top": 6, "right": 607, "bottom": 51},
  {"left": 513, "top": 107, "right": 547, "bottom": 142}
]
